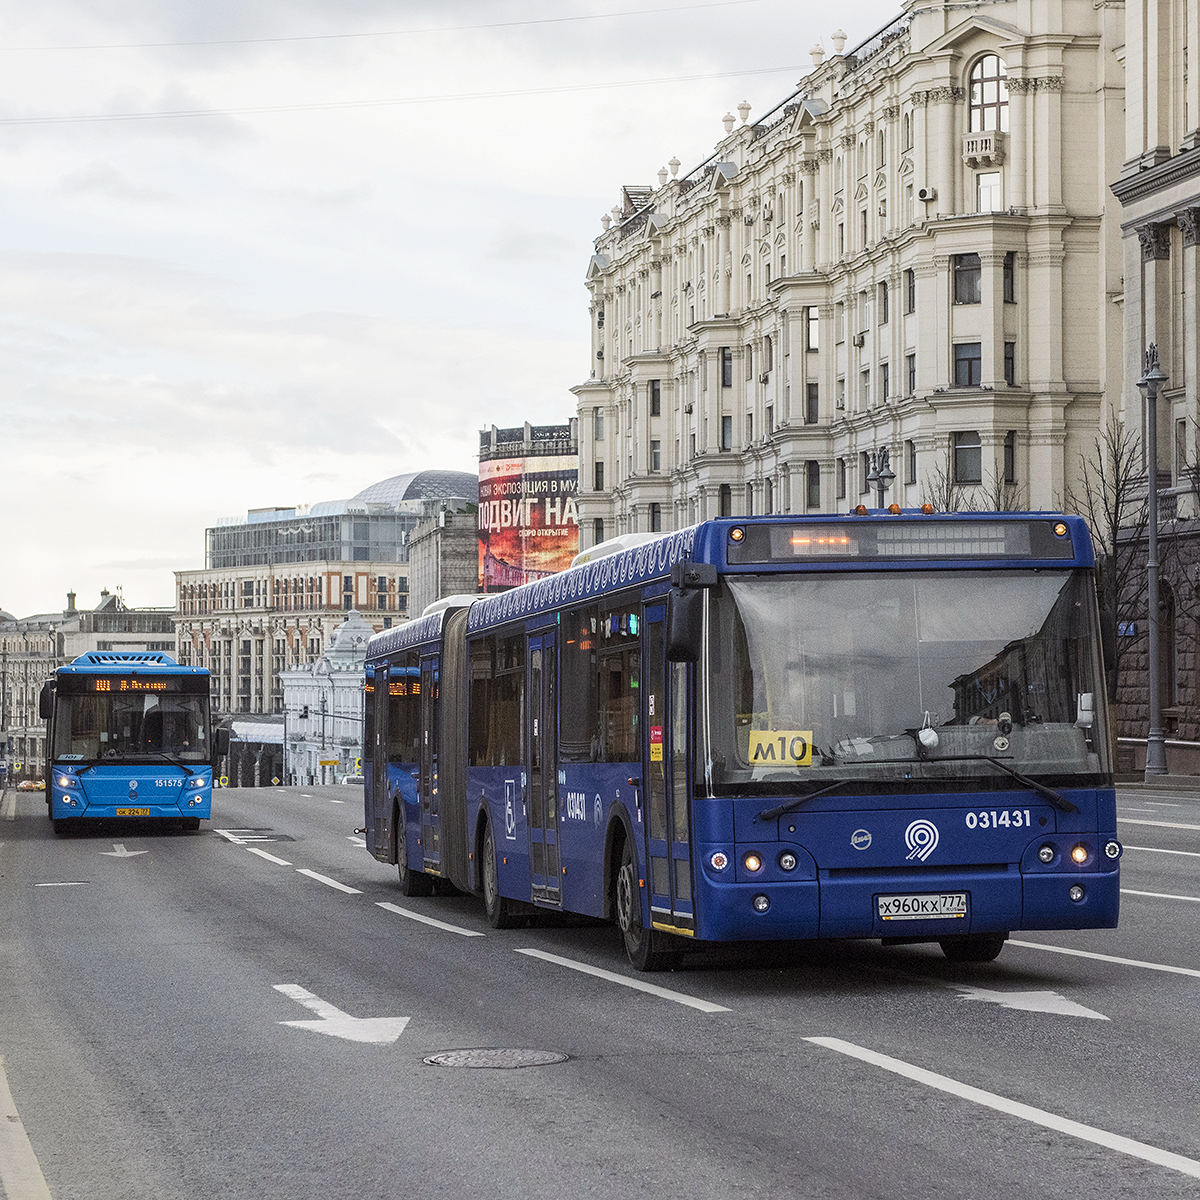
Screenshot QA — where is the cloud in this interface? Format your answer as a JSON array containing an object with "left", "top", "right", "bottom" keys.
[{"left": 58, "top": 160, "right": 170, "bottom": 201}]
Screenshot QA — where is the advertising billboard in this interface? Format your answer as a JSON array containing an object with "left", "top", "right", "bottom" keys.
[{"left": 478, "top": 450, "right": 580, "bottom": 591}]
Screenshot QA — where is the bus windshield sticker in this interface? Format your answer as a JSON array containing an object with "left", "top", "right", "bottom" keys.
[{"left": 748, "top": 732, "right": 813, "bottom": 766}]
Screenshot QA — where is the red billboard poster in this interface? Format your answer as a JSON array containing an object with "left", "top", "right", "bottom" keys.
[{"left": 478, "top": 453, "right": 580, "bottom": 590}]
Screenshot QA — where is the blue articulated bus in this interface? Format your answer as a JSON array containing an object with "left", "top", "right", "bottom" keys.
[
  {"left": 363, "top": 512, "right": 1120, "bottom": 970},
  {"left": 41, "top": 652, "right": 227, "bottom": 833}
]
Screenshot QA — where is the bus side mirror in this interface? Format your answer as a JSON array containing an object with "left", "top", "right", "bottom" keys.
[
  {"left": 39, "top": 681, "right": 55, "bottom": 720},
  {"left": 666, "top": 588, "right": 704, "bottom": 663},
  {"left": 215, "top": 728, "right": 230, "bottom": 756}
]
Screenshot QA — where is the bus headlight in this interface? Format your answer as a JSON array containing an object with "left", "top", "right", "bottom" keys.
[
  {"left": 187, "top": 776, "right": 207, "bottom": 788},
  {"left": 743, "top": 852, "right": 763, "bottom": 873},
  {"left": 56, "top": 776, "right": 78, "bottom": 789},
  {"left": 1070, "top": 843, "right": 1089, "bottom": 865}
]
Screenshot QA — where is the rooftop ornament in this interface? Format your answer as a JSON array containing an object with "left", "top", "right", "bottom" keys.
[{"left": 722, "top": 112, "right": 736, "bottom": 134}]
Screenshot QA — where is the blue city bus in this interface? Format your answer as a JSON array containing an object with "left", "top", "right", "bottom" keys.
[
  {"left": 41, "top": 652, "right": 227, "bottom": 833},
  {"left": 363, "top": 512, "right": 1120, "bottom": 970}
]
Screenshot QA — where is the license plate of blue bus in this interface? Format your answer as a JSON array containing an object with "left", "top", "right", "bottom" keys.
[
  {"left": 877, "top": 892, "right": 968, "bottom": 920},
  {"left": 116, "top": 807, "right": 151, "bottom": 816}
]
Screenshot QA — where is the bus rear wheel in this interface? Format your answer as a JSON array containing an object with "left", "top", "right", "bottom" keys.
[
  {"left": 616, "top": 838, "right": 680, "bottom": 972},
  {"left": 939, "top": 933, "right": 1007, "bottom": 963},
  {"left": 397, "top": 829, "right": 434, "bottom": 897},
  {"left": 482, "top": 822, "right": 517, "bottom": 929}
]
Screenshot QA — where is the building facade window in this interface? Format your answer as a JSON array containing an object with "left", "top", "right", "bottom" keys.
[
  {"left": 905, "top": 268, "right": 916, "bottom": 313},
  {"left": 593, "top": 518, "right": 604, "bottom": 545},
  {"left": 879, "top": 280, "right": 889, "bottom": 323},
  {"left": 745, "top": 344, "right": 754, "bottom": 380},
  {"left": 718, "top": 484, "right": 732, "bottom": 517},
  {"left": 649, "top": 502, "right": 662, "bottom": 532},
  {"left": 806, "top": 383, "right": 819, "bottom": 425},
  {"left": 977, "top": 171, "right": 1002, "bottom": 212},
  {"left": 1004, "top": 341, "right": 1016, "bottom": 386},
  {"left": 953, "top": 431, "right": 983, "bottom": 483},
  {"left": 806, "top": 306, "right": 819, "bottom": 350},
  {"left": 720, "top": 347, "right": 733, "bottom": 387},
  {"left": 594, "top": 461, "right": 605, "bottom": 491},
  {"left": 720, "top": 414, "right": 733, "bottom": 451},
  {"left": 880, "top": 361, "right": 890, "bottom": 403},
  {"left": 1004, "top": 430, "right": 1017, "bottom": 483},
  {"left": 906, "top": 353, "right": 916, "bottom": 395},
  {"left": 969, "top": 54, "right": 1009, "bottom": 132},
  {"left": 954, "top": 342, "right": 982, "bottom": 387},
  {"left": 650, "top": 380, "right": 661, "bottom": 416},
  {"left": 764, "top": 478, "right": 774, "bottom": 514},
  {"left": 593, "top": 407, "right": 604, "bottom": 439},
  {"left": 806, "top": 461, "right": 821, "bottom": 509},
  {"left": 650, "top": 440, "right": 661, "bottom": 472},
  {"left": 860, "top": 451, "right": 871, "bottom": 494},
  {"left": 745, "top": 483, "right": 754, "bottom": 515},
  {"left": 836, "top": 457, "right": 846, "bottom": 499},
  {"left": 1003, "top": 251, "right": 1016, "bottom": 303},
  {"left": 953, "top": 253, "right": 982, "bottom": 304},
  {"left": 906, "top": 439, "right": 917, "bottom": 485}
]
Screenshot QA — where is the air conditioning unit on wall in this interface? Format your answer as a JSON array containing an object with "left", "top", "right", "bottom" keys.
[
  {"left": 917, "top": 186, "right": 937, "bottom": 202},
  {"left": 852, "top": 333, "right": 865, "bottom": 348}
]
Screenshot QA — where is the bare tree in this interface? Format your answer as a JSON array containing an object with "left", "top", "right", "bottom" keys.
[
  {"left": 1063, "top": 415, "right": 1148, "bottom": 698},
  {"left": 920, "top": 454, "right": 973, "bottom": 513}
]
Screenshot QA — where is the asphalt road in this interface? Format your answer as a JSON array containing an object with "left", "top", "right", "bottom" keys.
[{"left": 2, "top": 781, "right": 1200, "bottom": 1199}]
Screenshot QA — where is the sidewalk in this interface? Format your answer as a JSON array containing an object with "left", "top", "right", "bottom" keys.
[{"left": 1116, "top": 775, "right": 1200, "bottom": 797}]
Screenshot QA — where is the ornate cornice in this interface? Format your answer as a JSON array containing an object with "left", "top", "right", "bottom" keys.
[
  {"left": 817, "top": 147, "right": 834, "bottom": 162},
  {"left": 839, "top": 132, "right": 857, "bottom": 148},
  {"left": 911, "top": 87, "right": 965, "bottom": 105},
  {"left": 881, "top": 105, "right": 900, "bottom": 120}
]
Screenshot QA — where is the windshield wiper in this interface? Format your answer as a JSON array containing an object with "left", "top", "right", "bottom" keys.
[
  {"left": 868, "top": 754, "right": 1077, "bottom": 814},
  {"left": 155, "top": 753, "right": 194, "bottom": 776},
  {"left": 758, "top": 780, "right": 848, "bottom": 822}
]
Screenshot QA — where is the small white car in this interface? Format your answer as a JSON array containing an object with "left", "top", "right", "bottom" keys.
[{"left": 340, "top": 774, "right": 365, "bottom": 785}]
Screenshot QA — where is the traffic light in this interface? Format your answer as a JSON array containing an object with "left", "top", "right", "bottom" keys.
[{"left": 300, "top": 705, "right": 309, "bottom": 719}]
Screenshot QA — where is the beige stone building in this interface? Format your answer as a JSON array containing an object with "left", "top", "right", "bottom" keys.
[
  {"left": 574, "top": 0, "right": 1126, "bottom": 541},
  {"left": 174, "top": 469, "right": 477, "bottom": 716}
]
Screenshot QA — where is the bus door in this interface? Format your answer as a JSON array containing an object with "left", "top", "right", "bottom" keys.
[
  {"left": 370, "top": 666, "right": 389, "bottom": 859},
  {"left": 527, "top": 630, "right": 561, "bottom": 904},
  {"left": 419, "top": 655, "right": 441, "bottom": 874},
  {"left": 643, "top": 606, "right": 694, "bottom": 935}
]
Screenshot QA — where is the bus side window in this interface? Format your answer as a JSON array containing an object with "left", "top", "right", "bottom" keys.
[
  {"left": 597, "top": 604, "right": 641, "bottom": 763},
  {"left": 560, "top": 606, "right": 598, "bottom": 761},
  {"left": 388, "top": 652, "right": 421, "bottom": 763},
  {"left": 468, "top": 638, "right": 494, "bottom": 766},
  {"left": 492, "top": 635, "right": 524, "bottom": 767}
]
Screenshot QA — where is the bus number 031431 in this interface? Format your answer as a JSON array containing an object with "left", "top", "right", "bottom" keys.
[{"left": 966, "top": 809, "right": 1032, "bottom": 830}]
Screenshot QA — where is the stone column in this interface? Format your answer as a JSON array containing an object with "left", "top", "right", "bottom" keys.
[
  {"left": 1005, "top": 77, "right": 1031, "bottom": 210},
  {"left": 1137, "top": 222, "right": 1173, "bottom": 477}
]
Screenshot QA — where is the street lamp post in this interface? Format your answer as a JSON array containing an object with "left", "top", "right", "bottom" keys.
[
  {"left": 865, "top": 447, "right": 896, "bottom": 509},
  {"left": 1139, "top": 343, "right": 1169, "bottom": 779}
]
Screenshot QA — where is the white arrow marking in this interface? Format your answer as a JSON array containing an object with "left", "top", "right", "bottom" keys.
[
  {"left": 101, "top": 844, "right": 148, "bottom": 858},
  {"left": 951, "top": 983, "right": 1108, "bottom": 1020},
  {"left": 274, "top": 984, "right": 409, "bottom": 1044}
]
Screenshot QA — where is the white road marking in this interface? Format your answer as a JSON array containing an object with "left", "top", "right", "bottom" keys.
[
  {"left": 299, "top": 793, "right": 313, "bottom": 797},
  {"left": 101, "top": 844, "right": 148, "bottom": 858},
  {"left": 376, "top": 901, "right": 485, "bottom": 937},
  {"left": 347, "top": 836, "right": 367, "bottom": 847},
  {"left": 0, "top": 1054, "right": 53, "bottom": 1199},
  {"left": 806, "top": 1037, "right": 1200, "bottom": 1180},
  {"left": 273, "top": 984, "right": 409, "bottom": 1044},
  {"left": 950, "top": 983, "right": 1107, "bottom": 1020},
  {"left": 1125, "top": 844, "right": 1200, "bottom": 859},
  {"left": 34, "top": 882, "right": 89, "bottom": 887},
  {"left": 214, "top": 828, "right": 246, "bottom": 844},
  {"left": 330, "top": 800, "right": 345, "bottom": 804},
  {"left": 515, "top": 947, "right": 730, "bottom": 1013},
  {"left": 1009, "top": 939, "right": 1200, "bottom": 979},
  {"left": 296, "top": 868, "right": 362, "bottom": 895},
  {"left": 247, "top": 847, "right": 293, "bottom": 866},
  {"left": 1122, "top": 887, "right": 1200, "bottom": 904},
  {"left": 1119, "top": 817, "right": 1200, "bottom": 831},
  {"left": 2, "top": 792, "right": 16, "bottom": 821}
]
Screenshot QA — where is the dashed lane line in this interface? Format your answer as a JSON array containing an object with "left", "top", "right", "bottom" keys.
[
  {"left": 296, "top": 868, "right": 362, "bottom": 895},
  {"left": 247, "top": 847, "right": 293, "bottom": 867},
  {"left": 3, "top": 791, "right": 17, "bottom": 821},
  {"left": 376, "top": 901, "right": 485, "bottom": 937},
  {"left": 1009, "top": 939, "right": 1200, "bottom": 979},
  {"left": 514, "top": 947, "right": 730, "bottom": 1013},
  {"left": 806, "top": 1037, "right": 1200, "bottom": 1181},
  {"left": 1119, "top": 817, "right": 1200, "bottom": 831},
  {"left": 1121, "top": 887, "right": 1200, "bottom": 904},
  {"left": 1125, "top": 844, "right": 1200, "bottom": 859},
  {"left": 0, "top": 1055, "right": 53, "bottom": 1200}
]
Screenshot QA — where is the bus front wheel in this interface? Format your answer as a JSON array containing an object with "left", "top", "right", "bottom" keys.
[
  {"left": 482, "top": 822, "right": 517, "bottom": 929},
  {"left": 939, "top": 933, "right": 1007, "bottom": 963},
  {"left": 616, "top": 838, "right": 680, "bottom": 972}
]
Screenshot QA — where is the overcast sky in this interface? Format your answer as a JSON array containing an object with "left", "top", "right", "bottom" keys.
[{"left": 0, "top": 0, "right": 897, "bottom": 619}]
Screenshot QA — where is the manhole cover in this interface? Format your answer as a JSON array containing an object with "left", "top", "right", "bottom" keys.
[{"left": 423, "top": 1049, "right": 569, "bottom": 1070}]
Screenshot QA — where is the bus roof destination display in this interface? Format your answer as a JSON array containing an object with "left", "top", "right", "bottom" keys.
[{"left": 727, "top": 520, "right": 1076, "bottom": 564}]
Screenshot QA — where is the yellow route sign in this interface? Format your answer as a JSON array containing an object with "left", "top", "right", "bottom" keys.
[{"left": 748, "top": 731, "right": 814, "bottom": 767}]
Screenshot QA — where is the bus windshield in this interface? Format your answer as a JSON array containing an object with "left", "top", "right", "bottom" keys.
[
  {"left": 707, "top": 569, "right": 1109, "bottom": 794},
  {"left": 53, "top": 691, "right": 212, "bottom": 764}
]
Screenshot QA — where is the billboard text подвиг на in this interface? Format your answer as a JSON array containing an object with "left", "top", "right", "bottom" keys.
[{"left": 478, "top": 453, "right": 579, "bottom": 590}]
